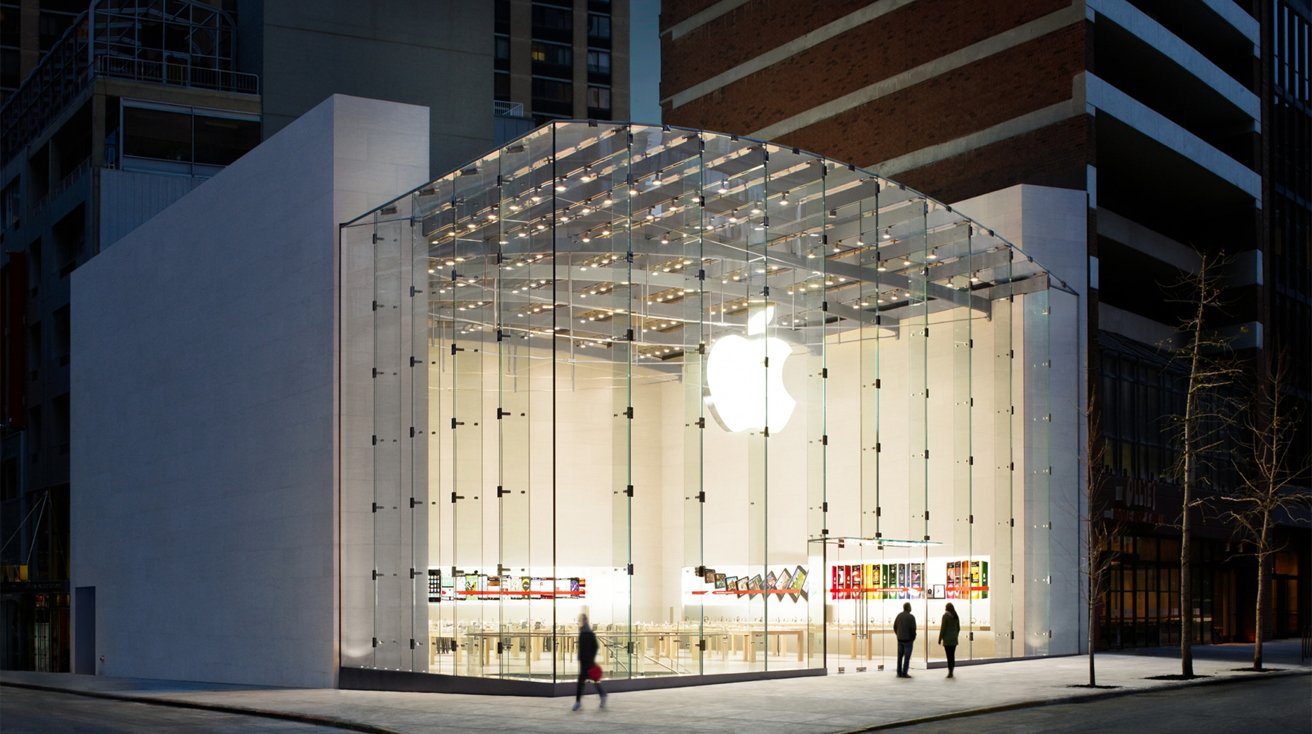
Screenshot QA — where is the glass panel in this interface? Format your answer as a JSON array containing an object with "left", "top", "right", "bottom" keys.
[
  {"left": 420, "top": 173, "right": 456, "bottom": 675},
  {"left": 341, "top": 216, "right": 379, "bottom": 671},
  {"left": 990, "top": 232, "right": 1014, "bottom": 659},
  {"left": 945, "top": 218, "right": 973, "bottom": 664},
  {"left": 345, "top": 121, "right": 1074, "bottom": 687},
  {"left": 123, "top": 106, "right": 190, "bottom": 161},
  {"left": 1024, "top": 288, "right": 1052, "bottom": 655},
  {"left": 404, "top": 196, "right": 429, "bottom": 673},
  {"left": 372, "top": 213, "right": 407, "bottom": 670}
]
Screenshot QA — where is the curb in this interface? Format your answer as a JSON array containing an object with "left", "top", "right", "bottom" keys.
[
  {"left": 5, "top": 667, "right": 1309, "bottom": 734},
  {"left": 834, "top": 668, "right": 1312, "bottom": 733},
  {"left": 0, "top": 680, "right": 405, "bottom": 734}
]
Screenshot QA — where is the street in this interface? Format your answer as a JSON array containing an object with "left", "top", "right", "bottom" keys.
[
  {"left": 0, "top": 687, "right": 347, "bottom": 733},
  {"left": 881, "top": 675, "right": 1312, "bottom": 733}
]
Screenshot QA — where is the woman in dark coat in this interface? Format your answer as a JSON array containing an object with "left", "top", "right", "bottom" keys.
[
  {"left": 938, "top": 602, "right": 961, "bottom": 678},
  {"left": 573, "top": 613, "right": 608, "bottom": 710}
]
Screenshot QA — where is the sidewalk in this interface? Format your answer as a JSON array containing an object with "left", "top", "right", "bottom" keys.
[{"left": 3, "top": 641, "right": 1309, "bottom": 733}]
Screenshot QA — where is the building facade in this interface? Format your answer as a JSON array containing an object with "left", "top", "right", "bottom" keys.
[
  {"left": 660, "top": 0, "right": 1309, "bottom": 649},
  {"left": 1, "top": 0, "right": 261, "bottom": 673},
  {"left": 494, "top": 0, "right": 631, "bottom": 128},
  {"left": 71, "top": 94, "right": 1087, "bottom": 689},
  {"left": 1, "top": 0, "right": 632, "bottom": 673}
]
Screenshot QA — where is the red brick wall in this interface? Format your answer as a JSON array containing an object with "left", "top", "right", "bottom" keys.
[
  {"left": 661, "top": 0, "right": 873, "bottom": 95},
  {"left": 776, "top": 24, "right": 1085, "bottom": 165},
  {"left": 662, "top": 0, "right": 722, "bottom": 29},
  {"left": 660, "top": 0, "right": 1090, "bottom": 204},
  {"left": 664, "top": 0, "right": 1073, "bottom": 127},
  {"left": 894, "top": 116, "right": 1089, "bottom": 205}
]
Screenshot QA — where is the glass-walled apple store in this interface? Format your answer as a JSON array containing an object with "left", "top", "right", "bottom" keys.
[{"left": 340, "top": 122, "right": 1078, "bottom": 687}]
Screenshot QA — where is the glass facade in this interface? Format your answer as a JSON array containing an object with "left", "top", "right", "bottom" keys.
[{"left": 340, "top": 122, "right": 1075, "bottom": 686}]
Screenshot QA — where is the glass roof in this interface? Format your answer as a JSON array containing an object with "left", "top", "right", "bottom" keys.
[{"left": 348, "top": 121, "right": 1070, "bottom": 362}]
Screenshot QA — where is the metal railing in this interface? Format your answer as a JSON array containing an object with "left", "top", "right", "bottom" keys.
[
  {"left": 1, "top": 0, "right": 259, "bottom": 164},
  {"left": 94, "top": 55, "right": 260, "bottom": 95},
  {"left": 494, "top": 100, "right": 526, "bottom": 117}
]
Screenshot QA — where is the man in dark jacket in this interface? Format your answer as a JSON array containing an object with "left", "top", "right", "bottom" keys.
[
  {"left": 893, "top": 602, "right": 916, "bottom": 678},
  {"left": 574, "top": 613, "right": 608, "bottom": 710}
]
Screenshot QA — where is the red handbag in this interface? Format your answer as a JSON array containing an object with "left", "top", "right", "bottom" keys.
[{"left": 587, "top": 664, "right": 603, "bottom": 682}]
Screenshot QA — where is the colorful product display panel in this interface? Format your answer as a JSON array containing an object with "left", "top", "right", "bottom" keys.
[
  {"left": 829, "top": 563, "right": 926, "bottom": 600},
  {"left": 945, "top": 560, "right": 989, "bottom": 599},
  {"left": 426, "top": 570, "right": 586, "bottom": 603},
  {"left": 685, "top": 565, "right": 810, "bottom": 603}
]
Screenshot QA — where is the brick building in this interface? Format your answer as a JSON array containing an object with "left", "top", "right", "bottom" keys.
[{"left": 661, "top": 0, "right": 1310, "bottom": 649}]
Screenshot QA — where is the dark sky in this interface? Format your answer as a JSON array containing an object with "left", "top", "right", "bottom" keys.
[{"left": 630, "top": 0, "right": 661, "bottom": 123}]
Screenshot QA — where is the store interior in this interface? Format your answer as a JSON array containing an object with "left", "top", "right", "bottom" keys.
[{"left": 341, "top": 121, "right": 1076, "bottom": 684}]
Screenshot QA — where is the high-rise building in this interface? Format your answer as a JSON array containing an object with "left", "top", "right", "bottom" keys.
[
  {"left": 494, "top": 0, "right": 631, "bottom": 128},
  {"left": 661, "top": 0, "right": 1309, "bottom": 649},
  {"left": 0, "top": 0, "right": 631, "bottom": 673}
]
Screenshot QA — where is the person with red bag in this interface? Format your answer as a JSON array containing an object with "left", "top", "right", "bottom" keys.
[{"left": 573, "top": 613, "right": 608, "bottom": 711}]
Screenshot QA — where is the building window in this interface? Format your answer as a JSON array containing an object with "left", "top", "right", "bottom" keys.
[
  {"left": 531, "top": 41, "right": 572, "bottom": 78},
  {"left": 0, "top": 3, "right": 19, "bottom": 48},
  {"left": 531, "top": 2, "right": 572, "bottom": 43},
  {"left": 531, "top": 77, "right": 572, "bottom": 116},
  {"left": 1, "top": 177, "right": 19, "bottom": 229},
  {"left": 494, "top": 0, "right": 509, "bottom": 35},
  {"left": 587, "top": 13, "right": 611, "bottom": 47},
  {"left": 0, "top": 48, "right": 17, "bottom": 102},
  {"left": 122, "top": 103, "right": 259, "bottom": 170},
  {"left": 587, "top": 49, "right": 610, "bottom": 80},
  {"left": 37, "top": 7, "right": 78, "bottom": 53},
  {"left": 586, "top": 85, "right": 611, "bottom": 117},
  {"left": 494, "top": 34, "right": 510, "bottom": 72},
  {"left": 0, "top": 0, "right": 20, "bottom": 101},
  {"left": 494, "top": 72, "right": 510, "bottom": 102},
  {"left": 123, "top": 106, "right": 192, "bottom": 162},
  {"left": 193, "top": 115, "right": 260, "bottom": 166}
]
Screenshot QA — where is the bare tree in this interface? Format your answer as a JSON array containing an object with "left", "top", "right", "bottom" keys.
[
  {"left": 1166, "top": 251, "right": 1238, "bottom": 678},
  {"left": 1220, "top": 353, "right": 1312, "bottom": 670},
  {"left": 1084, "top": 389, "right": 1124, "bottom": 687}
]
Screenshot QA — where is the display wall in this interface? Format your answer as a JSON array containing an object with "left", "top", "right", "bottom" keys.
[{"left": 340, "top": 122, "right": 1081, "bottom": 686}]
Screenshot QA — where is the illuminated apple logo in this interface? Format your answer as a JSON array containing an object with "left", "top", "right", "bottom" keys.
[{"left": 705, "top": 305, "right": 796, "bottom": 433}]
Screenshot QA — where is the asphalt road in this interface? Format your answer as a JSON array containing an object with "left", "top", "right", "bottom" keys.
[
  {"left": 880, "top": 674, "right": 1312, "bottom": 733},
  {"left": 0, "top": 687, "right": 347, "bottom": 733}
]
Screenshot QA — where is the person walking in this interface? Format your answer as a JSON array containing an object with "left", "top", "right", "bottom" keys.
[
  {"left": 938, "top": 602, "right": 960, "bottom": 678},
  {"left": 893, "top": 601, "right": 916, "bottom": 678},
  {"left": 573, "top": 613, "right": 608, "bottom": 711}
]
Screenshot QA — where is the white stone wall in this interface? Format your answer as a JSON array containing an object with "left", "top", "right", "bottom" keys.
[
  {"left": 71, "top": 95, "right": 429, "bottom": 687},
  {"left": 955, "top": 185, "right": 1089, "bottom": 655}
]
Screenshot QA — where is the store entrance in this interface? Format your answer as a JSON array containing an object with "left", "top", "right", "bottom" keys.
[{"left": 820, "top": 537, "right": 936, "bottom": 674}]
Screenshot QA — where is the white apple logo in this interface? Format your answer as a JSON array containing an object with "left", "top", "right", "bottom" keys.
[{"left": 705, "top": 305, "right": 796, "bottom": 433}]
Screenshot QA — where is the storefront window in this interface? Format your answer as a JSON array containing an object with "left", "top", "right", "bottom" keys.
[{"left": 340, "top": 122, "right": 1074, "bottom": 687}]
